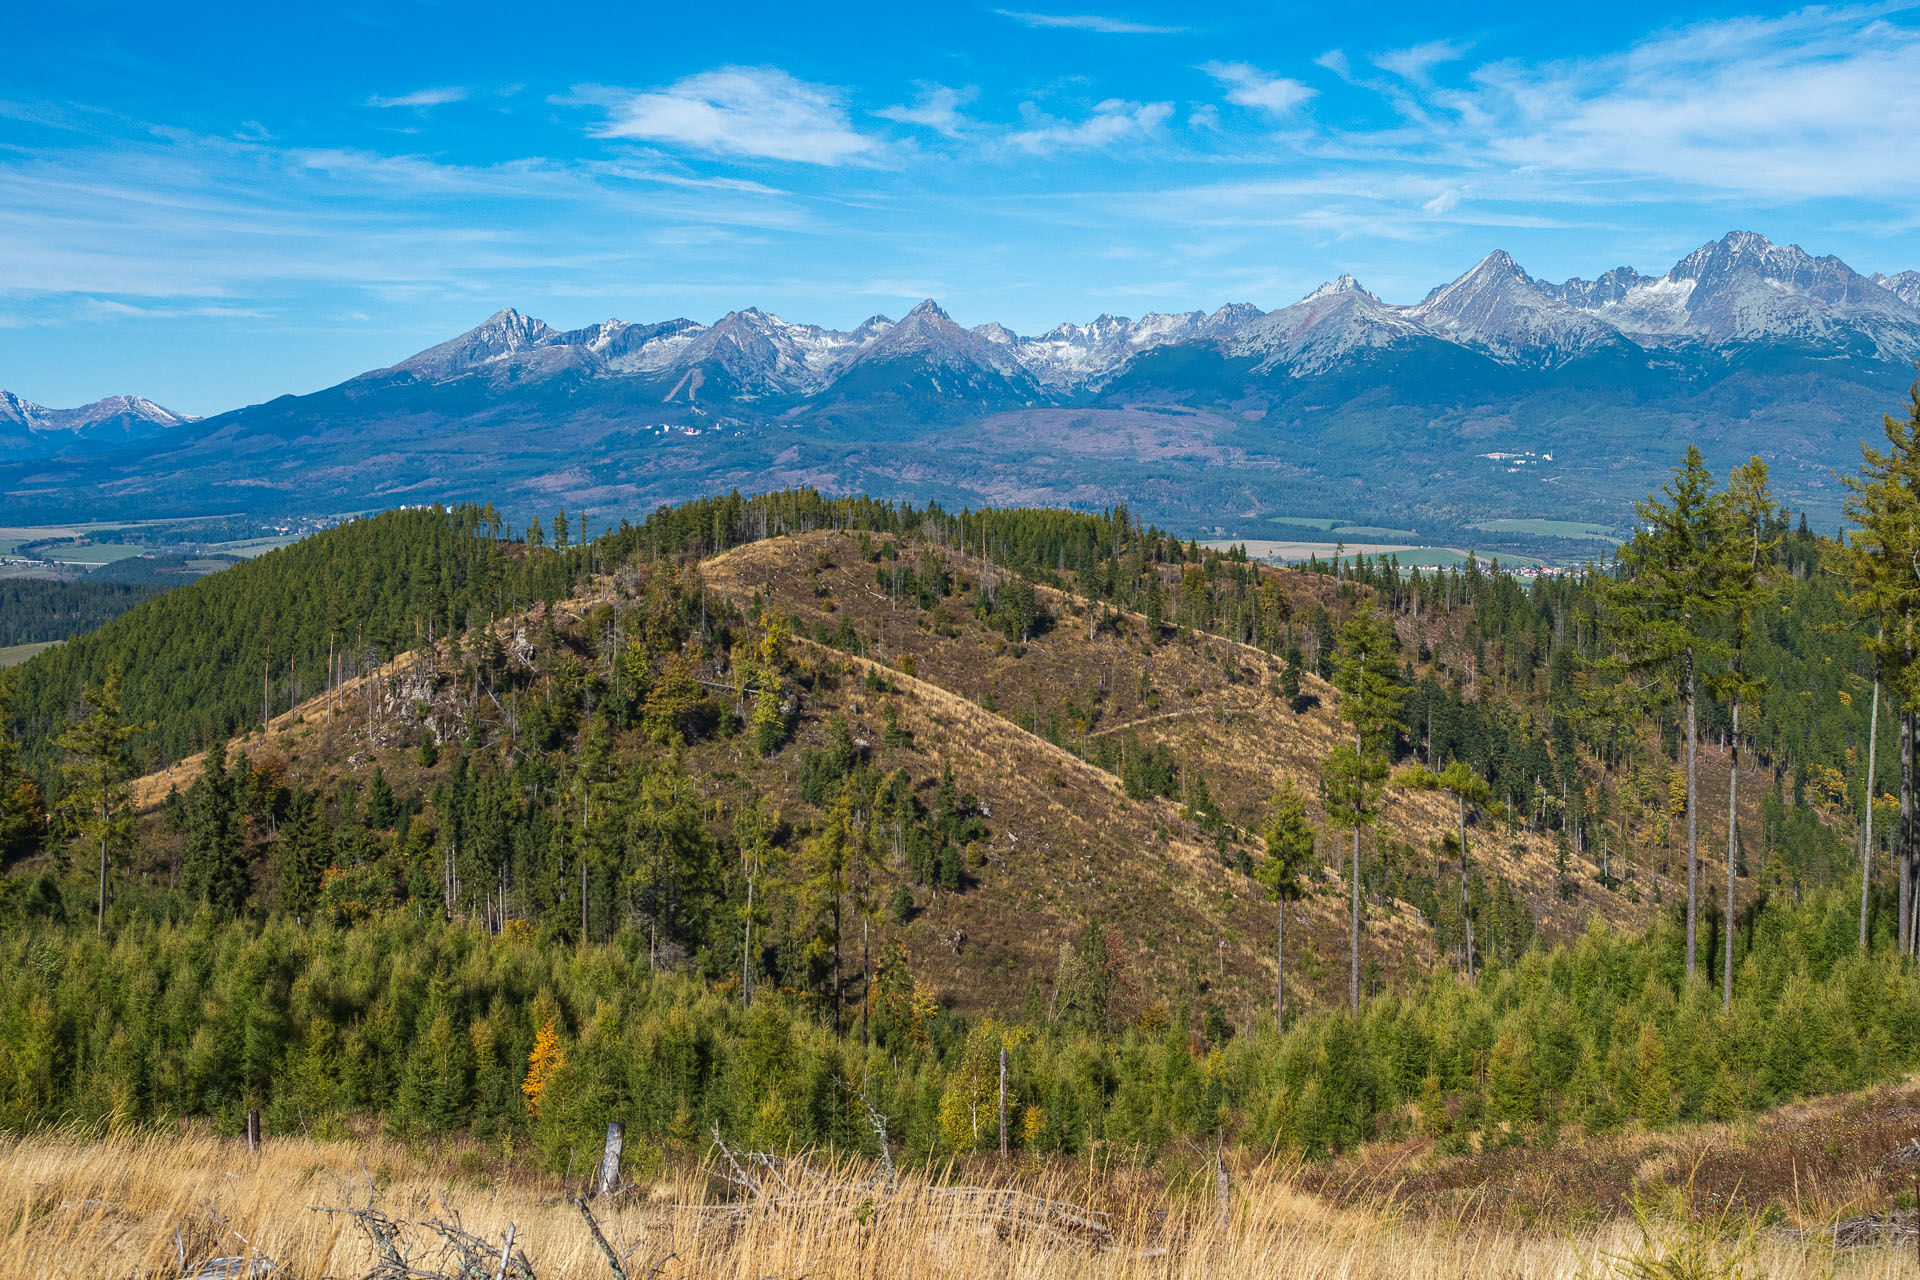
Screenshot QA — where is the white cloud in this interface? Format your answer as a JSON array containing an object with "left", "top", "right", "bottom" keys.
[
  {"left": 877, "top": 84, "right": 976, "bottom": 137},
  {"left": 82, "top": 299, "right": 270, "bottom": 320},
  {"left": 1439, "top": 8, "right": 1920, "bottom": 199},
  {"left": 1372, "top": 40, "right": 1468, "bottom": 84},
  {"left": 1314, "top": 50, "right": 1353, "bottom": 81},
  {"left": 367, "top": 87, "right": 468, "bottom": 110},
  {"left": 1201, "top": 62, "right": 1316, "bottom": 115},
  {"left": 1188, "top": 104, "right": 1222, "bottom": 132},
  {"left": 587, "top": 67, "right": 880, "bottom": 165},
  {"left": 1005, "top": 99, "right": 1174, "bottom": 153},
  {"left": 994, "top": 10, "right": 1187, "bottom": 34}
]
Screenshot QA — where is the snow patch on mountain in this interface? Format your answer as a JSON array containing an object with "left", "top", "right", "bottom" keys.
[{"left": 1873, "top": 270, "right": 1920, "bottom": 310}]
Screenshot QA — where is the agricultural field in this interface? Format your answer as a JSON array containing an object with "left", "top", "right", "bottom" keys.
[
  {"left": 1263, "top": 516, "right": 1419, "bottom": 539},
  {"left": 31, "top": 541, "right": 150, "bottom": 566},
  {"left": 0, "top": 641, "right": 57, "bottom": 669},
  {"left": 1469, "top": 518, "right": 1622, "bottom": 541},
  {"left": 1322, "top": 524, "right": 1419, "bottom": 539},
  {"left": 1205, "top": 539, "right": 1547, "bottom": 570}
]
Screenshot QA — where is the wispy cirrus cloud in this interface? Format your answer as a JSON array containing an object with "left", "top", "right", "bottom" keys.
[
  {"left": 877, "top": 83, "right": 976, "bottom": 137},
  {"left": 1417, "top": 7, "right": 1920, "bottom": 199},
  {"left": 1005, "top": 98, "right": 1173, "bottom": 153},
  {"left": 580, "top": 67, "right": 881, "bottom": 165},
  {"left": 994, "top": 10, "right": 1187, "bottom": 35},
  {"left": 366, "top": 87, "right": 468, "bottom": 109},
  {"left": 1371, "top": 40, "right": 1468, "bottom": 84},
  {"left": 1200, "top": 61, "right": 1316, "bottom": 115}
]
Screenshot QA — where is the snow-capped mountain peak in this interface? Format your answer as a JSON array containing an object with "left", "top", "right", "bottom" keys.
[
  {"left": 972, "top": 320, "right": 1019, "bottom": 346},
  {"left": 1556, "top": 231, "right": 1920, "bottom": 357},
  {"left": 1410, "top": 251, "right": 1619, "bottom": 365},
  {"left": 0, "top": 389, "right": 195, "bottom": 453},
  {"left": 1305, "top": 275, "right": 1374, "bottom": 302},
  {"left": 395, "top": 307, "right": 559, "bottom": 378},
  {"left": 1012, "top": 305, "right": 1264, "bottom": 387},
  {"left": 903, "top": 298, "right": 954, "bottom": 323},
  {"left": 1229, "top": 277, "right": 1426, "bottom": 374}
]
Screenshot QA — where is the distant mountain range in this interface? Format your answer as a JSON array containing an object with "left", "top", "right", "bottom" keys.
[
  {"left": 6, "top": 231, "right": 1919, "bottom": 535},
  {"left": 0, "top": 391, "right": 193, "bottom": 460}
]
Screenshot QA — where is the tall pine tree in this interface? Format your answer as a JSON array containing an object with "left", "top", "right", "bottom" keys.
[{"left": 1605, "top": 446, "right": 1725, "bottom": 981}]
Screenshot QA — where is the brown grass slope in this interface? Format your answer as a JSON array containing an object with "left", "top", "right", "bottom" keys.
[{"left": 6, "top": 1075, "right": 1918, "bottom": 1280}]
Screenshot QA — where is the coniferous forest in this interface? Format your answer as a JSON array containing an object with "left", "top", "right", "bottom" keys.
[{"left": 3, "top": 386, "right": 1920, "bottom": 1185}]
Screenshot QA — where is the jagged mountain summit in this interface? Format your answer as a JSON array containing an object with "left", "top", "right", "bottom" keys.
[{"left": 1011, "top": 304, "right": 1264, "bottom": 388}]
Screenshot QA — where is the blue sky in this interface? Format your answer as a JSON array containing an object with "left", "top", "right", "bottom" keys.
[{"left": 4, "top": 0, "right": 1919, "bottom": 416}]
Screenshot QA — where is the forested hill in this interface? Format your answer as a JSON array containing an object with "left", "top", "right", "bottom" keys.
[
  {"left": 4, "top": 492, "right": 1166, "bottom": 780},
  {"left": 6, "top": 505, "right": 562, "bottom": 775}
]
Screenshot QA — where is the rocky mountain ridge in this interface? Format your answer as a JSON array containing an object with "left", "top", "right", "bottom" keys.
[{"left": 376, "top": 231, "right": 1920, "bottom": 394}]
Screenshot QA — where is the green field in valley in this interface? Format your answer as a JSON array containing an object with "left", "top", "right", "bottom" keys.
[
  {"left": 1204, "top": 539, "right": 1546, "bottom": 570},
  {"left": 1468, "top": 518, "right": 1621, "bottom": 541},
  {"left": 0, "top": 640, "right": 58, "bottom": 669},
  {"left": 35, "top": 543, "right": 151, "bottom": 566}
]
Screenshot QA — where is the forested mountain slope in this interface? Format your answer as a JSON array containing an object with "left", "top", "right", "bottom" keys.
[{"left": 8, "top": 494, "right": 1823, "bottom": 1023}]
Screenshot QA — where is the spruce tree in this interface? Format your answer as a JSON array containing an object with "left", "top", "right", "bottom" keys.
[
  {"left": 1329, "top": 607, "right": 1404, "bottom": 1010},
  {"left": 54, "top": 668, "right": 147, "bottom": 932},
  {"left": 1711, "top": 457, "right": 1779, "bottom": 1006},
  {"left": 278, "top": 786, "right": 331, "bottom": 922},
  {"left": 1843, "top": 378, "right": 1920, "bottom": 959},
  {"left": 1605, "top": 446, "right": 1726, "bottom": 981},
  {"left": 1257, "top": 781, "right": 1315, "bottom": 1030},
  {"left": 1396, "top": 759, "right": 1492, "bottom": 984},
  {"left": 0, "top": 673, "right": 47, "bottom": 865},
  {"left": 181, "top": 739, "right": 249, "bottom": 912}
]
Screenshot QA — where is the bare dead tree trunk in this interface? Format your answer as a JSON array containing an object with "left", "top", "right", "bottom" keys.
[
  {"left": 1458, "top": 792, "right": 1475, "bottom": 986},
  {"left": 1902, "top": 710, "right": 1914, "bottom": 958},
  {"left": 1685, "top": 650, "right": 1699, "bottom": 982},
  {"left": 1275, "top": 898, "right": 1285, "bottom": 1032},
  {"left": 1863, "top": 672, "right": 1879, "bottom": 951},
  {"left": 998, "top": 1046, "right": 1008, "bottom": 1161},
  {"left": 1350, "top": 828, "right": 1361, "bottom": 1012},
  {"left": 1725, "top": 700, "right": 1738, "bottom": 1010},
  {"left": 742, "top": 874, "right": 754, "bottom": 1008}
]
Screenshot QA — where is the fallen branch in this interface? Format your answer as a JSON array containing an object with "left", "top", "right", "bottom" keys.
[{"left": 574, "top": 1197, "right": 627, "bottom": 1280}]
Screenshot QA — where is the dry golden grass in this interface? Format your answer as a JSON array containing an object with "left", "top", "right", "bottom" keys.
[{"left": 0, "top": 1129, "right": 1903, "bottom": 1280}]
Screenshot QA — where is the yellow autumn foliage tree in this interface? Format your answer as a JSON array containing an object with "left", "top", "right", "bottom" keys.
[{"left": 521, "top": 1018, "right": 562, "bottom": 1117}]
